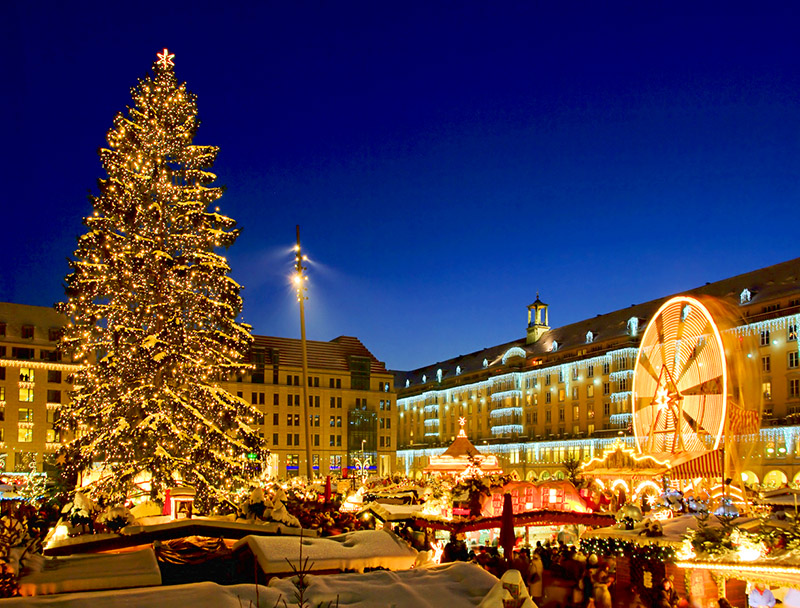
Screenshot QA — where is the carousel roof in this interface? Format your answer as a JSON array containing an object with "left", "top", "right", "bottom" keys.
[{"left": 424, "top": 421, "right": 503, "bottom": 475}]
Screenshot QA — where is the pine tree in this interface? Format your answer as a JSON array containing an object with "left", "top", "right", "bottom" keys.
[{"left": 57, "top": 49, "right": 265, "bottom": 511}]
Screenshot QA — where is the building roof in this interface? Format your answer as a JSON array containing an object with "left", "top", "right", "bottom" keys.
[
  {"left": 250, "top": 334, "right": 389, "bottom": 374},
  {"left": 395, "top": 256, "right": 800, "bottom": 390}
]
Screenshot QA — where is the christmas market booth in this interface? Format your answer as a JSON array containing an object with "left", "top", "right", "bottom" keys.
[
  {"left": 579, "top": 509, "right": 800, "bottom": 608},
  {"left": 413, "top": 479, "right": 614, "bottom": 550}
]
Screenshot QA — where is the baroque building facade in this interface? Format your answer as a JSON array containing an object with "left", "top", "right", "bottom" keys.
[
  {"left": 0, "top": 302, "right": 395, "bottom": 479},
  {"left": 394, "top": 258, "right": 800, "bottom": 489}
]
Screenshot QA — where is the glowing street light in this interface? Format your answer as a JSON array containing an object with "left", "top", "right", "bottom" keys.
[{"left": 294, "top": 226, "right": 313, "bottom": 479}]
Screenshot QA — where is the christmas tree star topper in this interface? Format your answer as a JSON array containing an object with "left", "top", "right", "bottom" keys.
[{"left": 156, "top": 48, "right": 175, "bottom": 69}]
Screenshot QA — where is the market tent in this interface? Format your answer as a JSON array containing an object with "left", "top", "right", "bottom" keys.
[{"left": 666, "top": 449, "right": 723, "bottom": 480}]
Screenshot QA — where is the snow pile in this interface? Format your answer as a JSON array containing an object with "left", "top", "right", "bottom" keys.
[
  {"left": 18, "top": 548, "right": 161, "bottom": 596},
  {"left": 234, "top": 529, "right": 418, "bottom": 574}
]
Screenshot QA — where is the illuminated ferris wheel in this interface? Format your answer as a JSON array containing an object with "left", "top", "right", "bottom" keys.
[{"left": 632, "top": 296, "right": 728, "bottom": 454}]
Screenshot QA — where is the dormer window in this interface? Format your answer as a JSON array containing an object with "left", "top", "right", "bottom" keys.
[
  {"left": 422, "top": 374, "right": 427, "bottom": 383},
  {"left": 482, "top": 358, "right": 488, "bottom": 368},
  {"left": 436, "top": 369, "right": 443, "bottom": 383},
  {"left": 740, "top": 288, "right": 752, "bottom": 304},
  {"left": 586, "top": 331, "right": 594, "bottom": 344},
  {"left": 405, "top": 379, "right": 410, "bottom": 388},
  {"left": 502, "top": 347, "right": 527, "bottom": 365},
  {"left": 627, "top": 317, "right": 639, "bottom": 337},
  {"left": 551, "top": 341, "right": 558, "bottom": 352},
  {"left": 456, "top": 365, "right": 462, "bottom": 376},
  {"left": 681, "top": 305, "right": 691, "bottom": 321}
]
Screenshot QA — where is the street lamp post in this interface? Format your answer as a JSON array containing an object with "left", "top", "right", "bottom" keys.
[{"left": 294, "top": 226, "right": 313, "bottom": 480}]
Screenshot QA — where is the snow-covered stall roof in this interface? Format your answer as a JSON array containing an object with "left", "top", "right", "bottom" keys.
[
  {"left": 45, "top": 516, "right": 313, "bottom": 556},
  {"left": 18, "top": 548, "right": 161, "bottom": 597},
  {"left": 5, "top": 582, "right": 282, "bottom": 608},
  {"left": 359, "top": 501, "right": 423, "bottom": 522},
  {"left": 4, "top": 563, "right": 500, "bottom": 607},
  {"left": 268, "top": 561, "right": 500, "bottom": 607},
  {"left": 233, "top": 529, "right": 418, "bottom": 575}
]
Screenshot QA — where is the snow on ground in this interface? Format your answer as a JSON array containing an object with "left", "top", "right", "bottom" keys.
[
  {"left": 5, "top": 563, "right": 499, "bottom": 607},
  {"left": 18, "top": 548, "right": 161, "bottom": 597},
  {"left": 234, "top": 529, "right": 418, "bottom": 574}
]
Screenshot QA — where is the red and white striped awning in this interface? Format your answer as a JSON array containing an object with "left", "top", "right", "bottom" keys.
[{"left": 668, "top": 449, "right": 723, "bottom": 480}]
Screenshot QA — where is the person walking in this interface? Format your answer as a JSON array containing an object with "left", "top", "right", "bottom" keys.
[
  {"left": 748, "top": 583, "right": 776, "bottom": 608},
  {"left": 528, "top": 551, "right": 544, "bottom": 604}
]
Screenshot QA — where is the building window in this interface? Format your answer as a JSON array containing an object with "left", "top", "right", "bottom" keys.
[
  {"left": 545, "top": 374, "right": 551, "bottom": 386},
  {"left": 46, "top": 390, "right": 61, "bottom": 403},
  {"left": 558, "top": 389, "right": 565, "bottom": 402},
  {"left": 18, "top": 408, "right": 33, "bottom": 423},
  {"left": 603, "top": 382, "right": 610, "bottom": 396},
  {"left": 572, "top": 387, "right": 579, "bottom": 400},
  {"left": 18, "top": 428, "right": 33, "bottom": 443},
  {"left": 789, "top": 352, "right": 799, "bottom": 369},
  {"left": 273, "top": 394, "right": 279, "bottom": 406},
  {"left": 19, "top": 388, "right": 34, "bottom": 403},
  {"left": 272, "top": 433, "right": 279, "bottom": 446},
  {"left": 20, "top": 368, "right": 34, "bottom": 383},
  {"left": 0, "top": 387, "right": 4, "bottom": 402},
  {"left": 21, "top": 325, "right": 34, "bottom": 340},
  {"left": 273, "top": 413, "right": 279, "bottom": 425},
  {"left": 48, "top": 328, "right": 61, "bottom": 341},
  {"left": 760, "top": 330, "right": 770, "bottom": 346},
  {"left": 287, "top": 414, "right": 293, "bottom": 426},
  {"left": 558, "top": 370, "right": 564, "bottom": 383},
  {"left": 47, "top": 370, "right": 61, "bottom": 384},
  {"left": 603, "top": 403, "right": 610, "bottom": 417},
  {"left": 790, "top": 379, "right": 800, "bottom": 399},
  {"left": 572, "top": 367, "right": 579, "bottom": 380},
  {"left": 790, "top": 324, "right": 798, "bottom": 342},
  {"left": 572, "top": 405, "right": 579, "bottom": 420},
  {"left": 619, "top": 378, "right": 628, "bottom": 392},
  {"left": 587, "top": 385, "right": 594, "bottom": 398},
  {"left": 763, "top": 381, "right": 772, "bottom": 400},
  {"left": 545, "top": 392, "right": 551, "bottom": 404},
  {"left": 762, "top": 356, "right": 771, "bottom": 373},
  {"left": 0, "top": 322, "right": 5, "bottom": 336},
  {"left": 587, "top": 365, "right": 594, "bottom": 378},
  {"left": 603, "top": 361, "right": 610, "bottom": 375},
  {"left": 545, "top": 410, "right": 551, "bottom": 423}
]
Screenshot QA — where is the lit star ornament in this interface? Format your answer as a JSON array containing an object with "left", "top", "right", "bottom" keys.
[{"left": 156, "top": 48, "right": 175, "bottom": 69}]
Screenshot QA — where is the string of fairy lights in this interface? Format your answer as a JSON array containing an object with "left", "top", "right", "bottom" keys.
[{"left": 55, "top": 49, "right": 266, "bottom": 510}]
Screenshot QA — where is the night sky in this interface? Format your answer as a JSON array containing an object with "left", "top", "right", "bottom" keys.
[{"left": 2, "top": 3, "right": 798, "bottom": 371}]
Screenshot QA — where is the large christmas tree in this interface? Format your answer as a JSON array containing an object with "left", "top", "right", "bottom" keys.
[{"left": 57, "top": 49, "right": 265, "bottom": 511}]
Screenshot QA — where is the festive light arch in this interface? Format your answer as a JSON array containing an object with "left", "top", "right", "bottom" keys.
[
  {"left": 632, "top": 296, "right": 728, "bottom": 454},
  {"left": 610, "top": 479, "right": 629, "bottom": 493},
  {"left": 632, "top": 480, "right": 662, "bottom": 500}
]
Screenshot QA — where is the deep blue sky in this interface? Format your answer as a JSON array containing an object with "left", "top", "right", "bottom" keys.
[{"left": 1, "top": 3, "right": 798, "bottom": 371}]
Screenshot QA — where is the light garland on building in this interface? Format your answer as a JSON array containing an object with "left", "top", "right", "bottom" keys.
[{"left": 489, "top": 407, "right": 523, "bottom": 418}]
